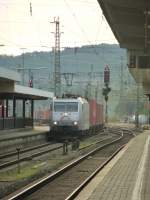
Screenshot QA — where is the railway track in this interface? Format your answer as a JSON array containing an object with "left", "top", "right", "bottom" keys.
[
  {"left": 0, "top": 143, "right": 63, "bottom": 170},
  {"left": 4, "top": 128, "right": 133, "bottom": 200},
  {"left": 0, "top": 131, "right": 112, "bottom": 170},
  {"left": 0, "top": 142, "right": 54, "bottom": 159}
]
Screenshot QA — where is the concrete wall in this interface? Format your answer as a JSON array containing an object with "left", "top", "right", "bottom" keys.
[{"left": 0, "top": 132, "right": 48, "bottom": 154}]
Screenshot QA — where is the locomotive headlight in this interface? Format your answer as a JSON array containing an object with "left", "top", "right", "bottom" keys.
[
  {"left": 74, "top": 121, "right": 78, "bottom": 125},
  {"left": 54, "top": 121, "right": 57, "bottom": 125}
]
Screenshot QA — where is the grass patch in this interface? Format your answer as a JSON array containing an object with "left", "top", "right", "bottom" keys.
[{"left": 0, "top": 162, "right": 46, "bottom": 181}]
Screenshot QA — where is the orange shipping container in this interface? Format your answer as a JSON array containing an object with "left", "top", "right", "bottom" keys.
[{"left": 89, "top": 99, "right": 103, "bottom": 127}]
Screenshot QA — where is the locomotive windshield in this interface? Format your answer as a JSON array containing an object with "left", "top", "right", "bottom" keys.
[{"left": 54, "top": 102, "right": 78, "bottom": 112}]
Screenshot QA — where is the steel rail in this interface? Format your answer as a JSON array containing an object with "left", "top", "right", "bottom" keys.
[{"left": 79, "top": 136, "right": 113, "bottom": 151}]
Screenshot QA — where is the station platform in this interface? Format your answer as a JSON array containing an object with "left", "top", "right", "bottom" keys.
[
  {"left": 0, "top": 126, "right": 49, "bottom": 141},
  {"left": 0, "top": 126, "right": 50, "bottom": 154},
  {"left": 76, "top": 130, "right": 150, "bottom": 200}
]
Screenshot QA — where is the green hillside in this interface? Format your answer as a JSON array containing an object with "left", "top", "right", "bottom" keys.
[{"left": 0, "top": 44, "right": 128, "bottom": 89}]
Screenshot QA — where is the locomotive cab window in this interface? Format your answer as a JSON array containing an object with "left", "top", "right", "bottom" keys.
[
  {"left": 54, "top": 102, "right": 66, "bottom": 112},
  {"left": 67, "top": 102, "right": 78, "bottom": 112},
  {"left": 54, "top": 102, "right": 78, "bottom": 112}
]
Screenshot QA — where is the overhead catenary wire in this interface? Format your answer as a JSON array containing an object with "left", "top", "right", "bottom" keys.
[
  {"left": 95, "top": 14, "right": 104, "bottom": 44},
  {"left": 63, "top": 0, "right": 101, "bottom": 48},
  {"left": 27, "top": 0, "right": 43, "bottom": 47},
  {"left": 63, "top": 0, "right": 111, "bottom": 65},
  {"left": 0, "top": 0, "right": 97, "bottom": 6}
]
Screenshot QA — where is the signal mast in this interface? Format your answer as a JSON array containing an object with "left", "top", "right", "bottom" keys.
[{"left": 102, "top": 65, "right": 111, "bottom": 123}]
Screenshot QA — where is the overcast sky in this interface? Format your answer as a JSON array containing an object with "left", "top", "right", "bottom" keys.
[{"left": 0, "top": 0, "right": 118, "bottom": 55}]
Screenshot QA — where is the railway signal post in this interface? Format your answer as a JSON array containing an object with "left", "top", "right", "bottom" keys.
[{"left": 103, "top": 65, "right": 111, "bottom": 123}]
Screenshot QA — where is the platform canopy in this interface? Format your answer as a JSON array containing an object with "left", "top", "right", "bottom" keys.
[
  {"left": 0, "top": 67, "right": 54, "bottom": 100},
  {"left": 0, "top": 84, "right": 54, "bottom": 100},
  {"left": 0, "top": 67, "right": 20, "bottom": 82},
  {"left": 97, "top": 0, "right": 150, "bottom": 50}
]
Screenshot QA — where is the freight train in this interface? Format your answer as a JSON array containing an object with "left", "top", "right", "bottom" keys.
[{"left": 49, "top": 96, "right": 104, "bottom": 139}]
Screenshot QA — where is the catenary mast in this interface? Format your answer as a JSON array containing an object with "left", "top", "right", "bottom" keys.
[{"left": 51, "top": 17, "right": 62, "bottom": 97}]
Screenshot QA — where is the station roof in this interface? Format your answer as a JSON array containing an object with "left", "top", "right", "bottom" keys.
[
  {"left": 0, "top": 67, "right": 21, "bottom": 82},
  {"left": 98, "top": 0, "right": 150, "bottom": 50},
  {"left": 0, "top": 67, "right": 54, "bottom": 100},
  {"left": 0, "top": 84, "right": 54, "bottom": 100}
]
